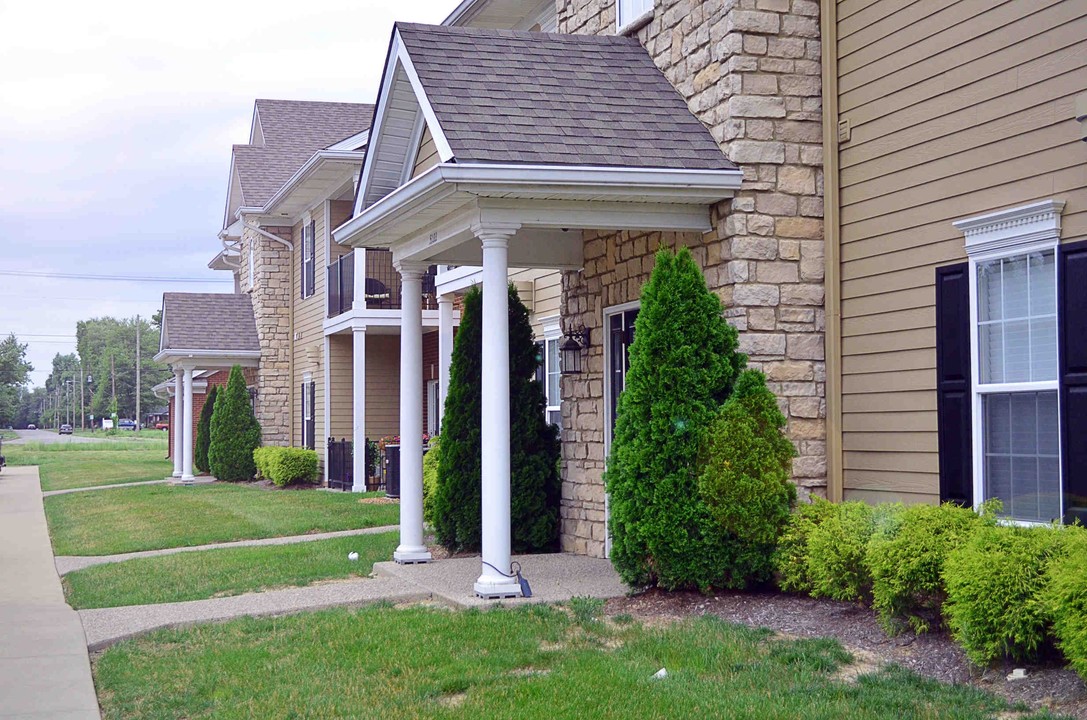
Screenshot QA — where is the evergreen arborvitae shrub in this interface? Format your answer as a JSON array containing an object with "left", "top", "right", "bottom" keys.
[
  {"left": 194, "top": 385, "right": 218, "bottom": 474},
  {"left": 432, "top": 285, "right": 561, "bottom": 553},
  {"left": 806, "top": 501, "right": 900, "bottom": 602},
  {"left": 422, "top": 437, "right": 440, "bottom": 526},
  {"left": 943, "top": 523, "right": 1065, "bottom": 665},
  {"left": 866, "top": 502, "right": 986, "bottom": 634},
  {"left": 208, "top": 365, "right": 261, "bottom": 482},
  {"left": 697, "top": 369, "right": 797, "bottom": 586},
  {"left": 605, "top": 247, "right": 746, "bottom": 590}
]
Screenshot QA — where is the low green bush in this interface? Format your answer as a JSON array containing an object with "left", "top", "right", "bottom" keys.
[
  {"left": 697, "top": 369, "right": 796, "bottom": 586},
  {"left": 253, "top": 447, "right": 319, "bottom": 487},
  {"left": 1042, "top": 525, "right": 1087, "bottom": 681},
  {"left": 807, "top": 502, "right": 899, "bottom": 603},
  {"left": 867, "top": 503, "right": 986, "bottom": 634},
  {"left": 943, "top": 523, "right": 1065, "bottom": 665},
  {"left": 422, "top": 438, "right": 440, "bottom": 526},
  {"left": 773, "top": 497, "right": 838, "bottom": 594}
]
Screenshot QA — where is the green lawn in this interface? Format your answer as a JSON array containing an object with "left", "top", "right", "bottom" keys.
[
  {"left": 5, "top": 440, "right": 171, "bottom": 492},
  {"left": 45, "top": 484, "right": 399, "bottom": 556},
  {"left": 64, "top": 532, "right": 399, "bottom": 608},
  {"left": 94, "top": 605, "right": 1063, "bottom": 720}
]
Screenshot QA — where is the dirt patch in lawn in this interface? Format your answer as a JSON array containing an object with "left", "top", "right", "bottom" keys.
[{"left": 606, "top": 589, "right": 1087, "bottom": 719}]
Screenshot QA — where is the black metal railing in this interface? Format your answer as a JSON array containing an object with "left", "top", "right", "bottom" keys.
[
  {"left": 327, "top": 252, "right": 355, "bottom": 318},
  {"left": 327, "top": 250, "right": 439, "bottom": 316},
  {"left": 327, "top": 437, "right": 353, "bottom": 490}
]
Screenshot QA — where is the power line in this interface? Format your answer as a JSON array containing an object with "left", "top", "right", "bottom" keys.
[
  {"left": 0, "top": 270, "right": 231, "bottom": 284},
  {"left": 2, "top": 333, "right": 78, "bottom": 338}
]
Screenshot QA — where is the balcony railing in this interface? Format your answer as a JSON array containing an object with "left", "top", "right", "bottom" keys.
[{"left": 327, "top": 249, "right": 438, "bottom": 318}]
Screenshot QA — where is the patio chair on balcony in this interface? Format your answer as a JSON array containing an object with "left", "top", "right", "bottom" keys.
[{"left": 364, "top": 277, "right": 392, "bottom": 308}]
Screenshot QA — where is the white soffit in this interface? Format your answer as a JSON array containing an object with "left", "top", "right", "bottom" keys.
[
  {"left": 355, "top": 29, "right": 454, "bottom": 214},
  {"left": 955, "top": 199, "right": 1066, "bottom": 257}
]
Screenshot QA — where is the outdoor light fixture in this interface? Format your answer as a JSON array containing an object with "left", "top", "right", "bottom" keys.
[{"left": 560, "top": 327, "right": 590, "bottom": 375}]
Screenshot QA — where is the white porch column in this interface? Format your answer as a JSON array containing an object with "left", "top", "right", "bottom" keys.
[
  {"left": 171, "top": 366, "right": 184, "bottom": 478},
  {"left": 323, "top": 335, "right": 332, "bottom": 487},
  {"left": 180, "top": 365, "right": 195, "bottom": 484},
  {"left": 393, "top": 262, "right": 432, "bottom": 564},
  {"left": 351, "top": 326, "right": 367, "bottom": 493},
  {"left": 437, "top": 293, "right": 454, "bottom": 432},
  {"left": 474, "top": 224, "right": 522, "bottom": 598}
]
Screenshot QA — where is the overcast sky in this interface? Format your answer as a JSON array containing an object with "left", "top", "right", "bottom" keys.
[{"left": 0, "top": 0, "right": 455, "bottom": 387}]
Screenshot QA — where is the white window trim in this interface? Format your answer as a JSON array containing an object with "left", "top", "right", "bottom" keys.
[
  {"left": 247, "top": 242, "right": 255, "bottom": 291},
  {"left": 957, "top": 199, "right": 1065, "bottom": 523},
  {"left": 542, "top": 322, "right": 561, "bottom": 423},
  {"left": 302, "top": 371, "right": 314, "bottom": 449},
  {"left": 616, "top": 1, "right": 653, "bottom": 35},
  {"left": 302, "top": 212, "right": 315, "bottom": 299}
]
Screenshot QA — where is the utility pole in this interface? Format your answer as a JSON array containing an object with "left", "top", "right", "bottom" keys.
[
  {"left": 135, "top": 315, "right": 141, "bottom": 430},
  {"left": 110, "top": 353, "right": 116, "bottom": 413},
  {"left": 79, "top": 360, "right": 85, "bottom": 430}
]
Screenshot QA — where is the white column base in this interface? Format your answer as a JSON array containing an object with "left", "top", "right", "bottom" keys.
[
  {"left": 393, "top": 546, "right": 433, "bottom": 564},
  {"left": 180, "top": 475, "right": 195, "bottom": 485},
  {"left": 171, "top": 470, "right": 182, "bottom": 478},
  {"left": 474, "top": 577, "right": 524, "bottom": 600}
]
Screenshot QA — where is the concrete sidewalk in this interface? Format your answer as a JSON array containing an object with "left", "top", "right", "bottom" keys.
[
  {"left": 80, "top": 553, "right": 627, "bottom": 650},
  {"left": 0, "top": 466, "right": 100, "bottom": 719},
  {"left": 56, "top": 524, "right": 399, "bottom": 574}
]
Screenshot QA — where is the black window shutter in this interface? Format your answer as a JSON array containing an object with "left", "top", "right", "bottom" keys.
[
  {"left": 1059, "top": 240, "right": 1087, "bottom": 525},
  {"left": 935, "top": 263, "right": 973, "bottom": 506},
  {"left": 300, "top": 226, "right": 306, "bottom": 299}
]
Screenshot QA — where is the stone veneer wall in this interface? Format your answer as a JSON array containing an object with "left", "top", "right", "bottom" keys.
[
  {"left": 556, "top": 0, "right": 826, "bottom": 557},
  {"left": 239, "top": 219, "right": 293, "bottom": 446}
]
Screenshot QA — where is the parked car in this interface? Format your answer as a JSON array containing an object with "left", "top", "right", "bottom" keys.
[
  {"left": 59, "top": 424, "right": 73, "bottom": 435},
  {"left": 27, "top": 424, "right": 36, "bottom": 430},
  {"left": 155, "top": 422, "right": 169, "bottom": 431},
  {"left": 118, "top": 419, "right": 137, "bottom": 430}
]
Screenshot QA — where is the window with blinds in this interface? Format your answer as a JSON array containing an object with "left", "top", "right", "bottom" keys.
[{"left": 975, "top": 250, "right": 1060, "bottom": 523}]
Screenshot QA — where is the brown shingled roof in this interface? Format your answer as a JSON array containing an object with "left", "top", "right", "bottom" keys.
[
  {"left": 160, "top": 293, "right": 260, "bottom": 354},
  {"left": 234, "top": 99, "right": 374, "bottom": 207},
  {"left": 394, "top": 23, "right": 735, "bottom": 171}
]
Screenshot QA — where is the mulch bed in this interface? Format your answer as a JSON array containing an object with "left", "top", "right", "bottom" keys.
[{"left": 606, "top": 589, "right": 1087, "bottom": 719}]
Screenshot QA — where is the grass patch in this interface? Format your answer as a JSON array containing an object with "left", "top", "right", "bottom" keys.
[
  {"left": 94, "top": 606, "right": 1062, "bottom": 720},
  {"left": 45, "top": 484, "right": 399, "bottom": 556},
  {"left": 64, "top": 532, "right": 398, "bottom": 608},
  {"left": 74, "top": 428, "right": 170, "bottom": 441},
  {"left": 6, "top": 441, "right": 171, "bottom": 492},
  {"left": 0, "top": 429, "right": 17, "bottom": 440}
]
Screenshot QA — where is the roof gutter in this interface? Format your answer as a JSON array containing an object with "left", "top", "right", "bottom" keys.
[
  {"left": 262, "top": 149, "right": 365, "bottom": 217},
  {"left": 154, "top": 348, "right": 262, "bottom": 363},
  {"left": 333, "top": 162, "right": 745, "bottom": 246}
]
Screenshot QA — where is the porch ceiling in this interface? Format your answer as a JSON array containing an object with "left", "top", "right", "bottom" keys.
[{"left": 333, "top": 162, "right": 743, "bottom": 269}]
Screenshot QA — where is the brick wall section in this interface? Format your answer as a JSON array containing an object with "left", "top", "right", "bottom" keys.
[
  {"left": 556, "top": 0, "right": 826, "bottom": 557},
  {"left": 167, "top": 368, "right": 257, "bottom": 462},
  {"left": 240, "top": 219, "right": 293, "bottom": 446}
]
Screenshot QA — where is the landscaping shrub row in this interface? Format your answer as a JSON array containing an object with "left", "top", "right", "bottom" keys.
[
  {"left": 253, "top": 447, "right": 319, "bottom": 487},
  {"left": 773, "top": 498, "right": 1087, "bottom": 678}
]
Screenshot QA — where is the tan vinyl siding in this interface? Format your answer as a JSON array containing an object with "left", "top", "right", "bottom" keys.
[
  {"left": 292, "top": 210, "right": 328, "bottom": 453},
  {"left": 834, "top": 0, "right": 1087, "bottom": 505},
  {"left": 328, "top": 334, "right": 353, "bottom": 441},
  {"left": 411, "top": 126, "right": 440, "bottom": 179},
  {"left": 329, "top": 200, "right": 354, "bottom": 264},
  {"left": 365, "top": 334, "right": 400, "bottom": 441}
]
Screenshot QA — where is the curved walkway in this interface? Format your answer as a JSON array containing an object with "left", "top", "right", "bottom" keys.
[
  {"left": 79, "top": 553, "right": 627, "bottom": 651},
  {"left": 55, "top": 525, "right": 400, "bottom": 574},
  {"left": 0, "top": 466, "right": 100, "bottom": 719}
]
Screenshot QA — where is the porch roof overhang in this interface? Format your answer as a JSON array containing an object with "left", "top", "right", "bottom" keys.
[
  {"left": 260, "top": 150, "right": 364, "bottom": 221},
  {"left": 153, "top": 348, "right": 261, "bottom": 368},
  {"left": 333, "top": 162, "right": 743, "bottom": 269}
]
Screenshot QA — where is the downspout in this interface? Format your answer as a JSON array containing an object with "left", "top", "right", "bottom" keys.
[{"left": 243, "top": 221, "right": 295, "bottom": 252}]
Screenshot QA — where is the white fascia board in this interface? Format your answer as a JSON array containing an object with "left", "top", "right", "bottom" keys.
[
  {"left": 154, "top": 349, "right": 261, "bottom": 365},
  {"left": 323, "top": 309, "right": 447, "bottom": 336},
  {"left": 395, "top": 35, "right": 454, "bottom": 163},
  {"left": 262, "top": 150, "right": 365, "bottom": 217},
  {"left": 327, "top": 129, "right": 370, "bottom": 152},
  {"left": 222, "top": 154, "right": 240, "bottom": 231},
  {"left": 442, "top": 0, "right": 483, "bottom": 26},
  {"left": 436, "top": 265, "right": 483, "bottom": 294},
  {"left": 219, "top": 217, "right": 244, "bottom": 240},
  {"left": 335, "top": 162, "right": 743, "bottom": 247},
  {"left": 354, "top": 31, "right": 406, "bottom": 217}
]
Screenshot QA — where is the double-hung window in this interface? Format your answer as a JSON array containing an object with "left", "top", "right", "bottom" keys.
[
  {"left": 301, "top": 217, "right": 316, "bottom": 299},
  {"left": 617, "top": 0, "right": 653, "bottom": 32},
  {"left": 301, "top": 376, "right": 315, "bottom": 450},
  {"left": 535, "top": 326, "right": 563, "bottom": 430},
  {"left": 937, "top": 200, "right": 1087, "bottom": 525}
]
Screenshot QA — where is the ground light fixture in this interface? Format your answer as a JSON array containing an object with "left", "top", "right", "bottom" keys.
[{"left": 560, "top": 327, "right": 590, "bottom": 375}]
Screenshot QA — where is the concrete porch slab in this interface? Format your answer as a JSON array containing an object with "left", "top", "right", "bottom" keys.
[{"left": 373, "top": 552, "right": 628, "bottom": 608}]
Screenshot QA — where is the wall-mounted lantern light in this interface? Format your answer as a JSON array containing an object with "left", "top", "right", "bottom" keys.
[{"left": 560, "top": 327, "right": 590, "bottom": 375}]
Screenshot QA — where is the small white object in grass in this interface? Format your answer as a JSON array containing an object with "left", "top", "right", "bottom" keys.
[
  {"left": 651, "top": 668, "right": 667, "bottom": 680},
  {"left": 1006, "top": 668, "right": 1028, "bottom": 681},
  {"left": 348, "top": 552, "right": 359, "bottom": 561}
]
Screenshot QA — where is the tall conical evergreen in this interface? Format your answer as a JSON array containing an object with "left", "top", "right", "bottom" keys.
[
  {"left": 605, "top": 247, "right": 746, "bottom": 590},
  {"left": 433, "top": 284, "right": 561, "bottom": 553},
  {"left": 208, "top": 365, "right": 261, "bottom": 482},
  {"left": 194, "top": 385, "right": 218, "bottom": 473}
]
